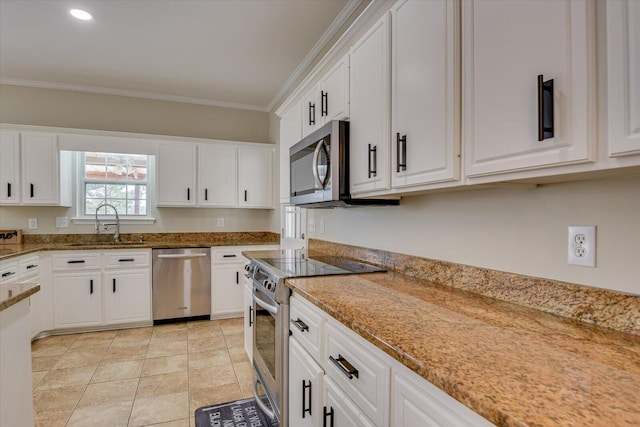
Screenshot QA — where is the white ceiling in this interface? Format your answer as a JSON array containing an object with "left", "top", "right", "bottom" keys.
[{"left": 0, "top": 0, "right": 357, "bottom": 111}]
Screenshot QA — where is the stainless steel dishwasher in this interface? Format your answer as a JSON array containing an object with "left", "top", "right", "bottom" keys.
[{"left": 152, "top": 248, "right": 211, "bottom": 323}]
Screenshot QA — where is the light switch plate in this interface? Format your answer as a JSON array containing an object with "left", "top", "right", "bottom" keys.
[
  {"left": 28, "top": 218, "right": 38, "bottom": 229},
  {"left": 56, "top": 217, "right": 69, "bottom": 228}
]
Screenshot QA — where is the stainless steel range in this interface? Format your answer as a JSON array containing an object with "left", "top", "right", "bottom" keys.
[{"left": 245, "top": 254, "right": 385, "bottom": 427}]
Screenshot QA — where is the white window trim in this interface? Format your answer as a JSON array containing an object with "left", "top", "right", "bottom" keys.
[{"left": 72, "top": 152, "right": 156, "bottom": 224}]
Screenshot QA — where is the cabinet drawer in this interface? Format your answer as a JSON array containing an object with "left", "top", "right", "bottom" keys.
[
  {"left": 17, "top": 255, "right": 39, "bottom": 276},
  {"left": 102, "top": 250, "right": 150, "bottom": 268},
  {"left": 290, "top": 292, "right": 326, "bottom": 363},
  {"left": 52, "top": 253, "right": 101, "bottom": 271},
  {"left": 212, "top": 249, "right": 246, "bottom": 264},
  {"left": 0, "top": 260, "right": 19, "bottom": 283},
  {"left": 325, "top": 321, "right": 390, "bottom": 427}
]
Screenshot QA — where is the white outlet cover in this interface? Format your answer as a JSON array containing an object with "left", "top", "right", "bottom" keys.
[
  {"left": 28, "top": 218, "right": 38, "bottom": 229},
  {"left": 568, "top": 226, "right": 596, "bottom": 267},
  {"left": 56, "top": 216, "right": 69, "bottom": 228},
  {"left": 217, "top": 218, "right": 224, "bottom": 227}
]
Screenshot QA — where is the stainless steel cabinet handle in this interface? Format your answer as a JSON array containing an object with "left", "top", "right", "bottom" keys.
[
  {"left": 290, "top": 318, "right": 309, "bottom": 332},
  {"left": 321, "top": 90, "right": 328, "bottom": 116},
  {"left": 157, "top": 253, "right": 207, "bottom": 259},
  {"left": 329, "top": 354, "right": 359, "bottom": 379},
  {"left": 396, "top": 133, "right": 407, "bottom": 172},
  {"left": 248, "top": 306, "right": 253, "bottom": 327},
  {"left": 368, "top": 144, "right": 377, "bottom": 178}
]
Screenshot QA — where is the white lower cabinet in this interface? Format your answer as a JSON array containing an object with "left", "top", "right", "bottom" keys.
[
  {"left": 289, "top": 291, "right": 494, "bottom": 427},
  {"left": 50, "top": 250, "right": 151, "bottom": 330},
  {"left": 243, "top": 280, "right": 253, "bottom": 358},
  {"left": 289, "top": 337, "right": 324, "bottom": 427},
  {"left": 212, "top": 263, "right": 245, "bottom": 317}
]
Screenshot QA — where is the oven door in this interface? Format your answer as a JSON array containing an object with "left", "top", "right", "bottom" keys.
[{"left": 252, "top": 285, "right": 280, "bottom": 422}]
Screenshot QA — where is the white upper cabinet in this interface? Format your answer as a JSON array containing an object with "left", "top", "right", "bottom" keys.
[
  {"left": 198, "top": 143, "right": 237, "bottom": 207},
  {"left": 21, "top": 132, "right": 71, "bottom": 206},
  {"left": 606, "top": 0, "right": 640, "bottom": 157},
  {"left": 391, "top": 0, "right": 460, "bottom": 189},
  {"left": 301, "top": 54, "right": 350, "bottom": 138},
  {"left": 238, "top": 145, "right": 274, "bottom": 208},
  {"left": 0, "top": 131, "right": 20, "bottom": 205},
  {"left": 156, "top": 141, "right": 197, "bottom": 207},
  {"left": 349, "top": 13, "right": 392, "bottom": 195},
  {"left": 279, "top": 104, "right": 302, "bottom": 204},
  {"left": 463, "top": 0, "right": 595, "bottom": 178}
]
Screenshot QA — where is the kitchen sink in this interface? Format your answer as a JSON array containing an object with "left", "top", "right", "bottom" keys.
[{"left": 66, "top": 242, "right": 145, "bottom": 247}]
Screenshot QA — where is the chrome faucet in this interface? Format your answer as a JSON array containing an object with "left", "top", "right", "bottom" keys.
[{"left": 95, "top": 203, "right": 120, "bottom": 243}]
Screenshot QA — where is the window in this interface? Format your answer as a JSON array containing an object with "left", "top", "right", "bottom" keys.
[{"left": 81, "top": 152, "right": 149, "bottom": 216}]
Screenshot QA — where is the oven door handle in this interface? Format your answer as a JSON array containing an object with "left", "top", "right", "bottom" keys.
[
  {"left": 253, "top": 377, "right": 276, "bottom": 420},
  {"left": 253, "top": 291, "right": 278, "bottom": 315}
]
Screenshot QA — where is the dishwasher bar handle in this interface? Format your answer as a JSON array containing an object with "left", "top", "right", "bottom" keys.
[{"left": 156, "top": 253, "right": 208, "bottom": 259}]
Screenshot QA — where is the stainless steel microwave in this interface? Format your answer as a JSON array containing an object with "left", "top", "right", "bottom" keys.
[{"left": 289, "top": 121, "right": 399, "bottom": 208}]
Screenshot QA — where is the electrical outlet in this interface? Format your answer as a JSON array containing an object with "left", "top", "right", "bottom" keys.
[
  {"left": 56, "top": 217, "right": 69, "bottom": 228},
  {"left": 217, "top": 218, "right": 224, "bottom": 227},
  {"left": 308, "top": 218, "right": 316, "bottom": 233},
  {"left": 318, "top": 219, "right": 325, "bottom": 234},
  {"left": 568, "top": 226, "right": 596, "bottom": 267},
  {"left": 28, "top": 218, "right": 38, "bottom": 229}
]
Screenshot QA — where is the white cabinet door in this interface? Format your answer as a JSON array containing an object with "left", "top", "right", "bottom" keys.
[
  {"left": 320, "top": 54, "right": 350, "bottom": 123},
  {"left": 606, "top": 0, "right": 640, "bottom": 157},
  {"left": 103, "top": 269, "right": 151, "bottom": 325},
  {"left": 391, "top": 0, "right": 460, "bottom": 188},
  {"left": 212, "top": 263, "right": 245, "bottom": 317},
  {"left": 243, "top": 281, "right": 253, "bottom": 358},
  {"left": 289, "top": 338, "right": 324, "bottom": 427},
  {"left": 301, "top": 85, "right": 321, "bottom": 138},
  {"left": 156, "top": 141, "right": 197, "bottom": 206},
  {"left": 238, "top": 146, "right": 274, "bottom": 208},
  {"left": 349, "top": 14, "right": 391, "bottom": 195},
  {"left": 198, "top": 143, "right": 237, "bottom": 207},
  {"left": 323, "top": 376, "right": 376, "bottom": 427},
  {"left": 463, "top": 0, "right": 594, "bottom": 178},
  {"left": 53, "top": 271, "right": 102, "bottom": 328},
  {"left": 0, "top": 131, "right": 20, "bottom": 205},
  {"left": 280, "top": 104, "right": 302, "bottom": 204},
  {"left": 21, "top": 132, "right": 71, "bottom": 206}
]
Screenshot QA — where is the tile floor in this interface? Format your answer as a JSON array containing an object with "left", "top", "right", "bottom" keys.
[{"left": 31, "top": 318, "right": 253, "bottom": 427}]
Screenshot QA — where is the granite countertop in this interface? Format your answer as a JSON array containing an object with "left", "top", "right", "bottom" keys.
[
  {"left": 0, "top": 283, "right": 40, "bottom": 312},
  {"left": 283, "top": 269, "right": 640, "bottom": 426}
]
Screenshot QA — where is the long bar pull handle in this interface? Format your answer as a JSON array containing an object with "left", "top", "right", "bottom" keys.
[
  {"left": 223, "top": 254, "right": 237, "bottom": 258},
  {"left": 1, "top": 271, "right": 15, "bottom": 278},
  {"left": 323, "top": 406, "right": 334, "bottom": 427},
  {"left": 90, "top": 279, "right": 93, "bottom": 294},
  {"left": 249, "top": 306, "right": 253, "bottom": 327},
  {"left": 157, "top": 253, "right": 208, "bottom": 259},
  {"left": 309, "top": 102, "right": 316, "bottom": 125},
  {"left": 236, "top": 271, "right": 239, "bottom": 284},
  {"left": 537, "top": 74, "right": 554, "bottom": 141},
  {"left": 187, "top": 187, "right": 191, "bottom": 201},
  {"left": 321, "top": 91, "right": 328, "bottom": 117},
  {"left": 30, "top": 183, "right": 34, "bottom": 198},
  {"left": 118, "top": 258, "right": 135, "bottom": 263},
  {"left": 7, "top": 183, "right": 10, "bottom": 198},
  {"left": 302, "top": 379, "right": 312, "bottom": 418},
  {"left": 205, "top": 188, "right": 208, "bottom": 201},
  {"left": 67, "top": 260, "right": 86, "bottom": 264},
  {"left": 244, "top": 190, "right": 248, "bottom": 202},
  {"left": 113, "top": 278, "right": 116, "bottom": 293},
  {"left": 368, "top": 144, "right": 377, "bottom": 178},
  {"left": 329, "top": 354, "right": 359, "bottom": 379},
  {"left": 396, "top": 133, "right": 407, "bottom": 172},
  {"left": 290, "top": 318, "right": 309, "bottom": 332},
  {"left": 26, "top": 264, "right": 38, "bottom": 270}
]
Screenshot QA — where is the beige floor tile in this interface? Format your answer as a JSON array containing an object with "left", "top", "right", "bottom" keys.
[
  {"left": 153, "top": 322, "right": 188, "bottom": 334},
  {"left": 34, "top": 334, "right": 79, "bottom": 345},
  {"left": 67, "top": 401, "right": 133, "bottom": 427},
  {"left": 116, "top": 326, "right": 153, "bottom": 337},
  {"left": 32, "top": 371, "right": 47, "bottom": 390},
  {"left": 189, "top": 383, "right": 243, "bottom": 413},
  {"left": 53, "top": 348, "right": 106, "bottom": 369},
  {"left": 232, "top": 361, "right": 254, "bottom": 384},
  {"left": 110, "top": 334, "right": 152, "bottom": 348},
  {"left": 189, "top": 364, "right": 237, "bottom": 390},
  {"left": 32, "top": 355, "right": 61, "bottom": 372},
  {"left": 136, "top": 371, "right": 189, "bottom": 399},
  {"left": 147, "top": 339, "right": 188, "bottom": 358},
  {"left": 142, "top": 354, "right": 188, "bottom": 377},
  {"left": 33, "top": 409, "right": 72, "bottom": 427},
  {"left": 129, "top": 391, "right": 189, "bottom": 426},
  {"left": 76, "top": 330, "right": 118, "bottom": 340},
  {"left": 102, "top": 344, "right": 148, "bottom": 362},
  {"left": 31, "top": 341, "right": 73, "bottom": 357},
  {"left": 146, "top": 418, "right": 191, "bottom": 427},
  {"left": 187, "top": 319, "right": 220, "bottom": 330},
  {"left": 239, "top": 380, "right": 255, "bottom": 399},
  {"left": 68, "top": 337, "right": 114, "bottom": 351},
  {"left": 33, "top": 384, "right": 86, "bottom": 412},
  {"left": 219, "top": 318, "right": 244, "bottom": 336},
  {"left": 92, "top": 359, "right": 145, "bottom": 383},
  {"left": 187, "top": 348, "right": 232, "bottom": 370},
  {"left": 36, "top": 365, "right": 96, "bottom": 390},
  {"left": 224, "top": 334, "right": 244, "bottom": 349},
  {"left": 151, "top": 330, "right": 189, "bottom": 341},
  {"left": 187, "top": 325, "right": 224, "bottom": 339},
  {"left": 77, "top": 378, "right": 139, "bottom": 408},
  {"left": 187, "top": 336, "right": 227, "bottom": 353},
  {"left": 228, "top": 347, "right": 250, "bottom": 364}
]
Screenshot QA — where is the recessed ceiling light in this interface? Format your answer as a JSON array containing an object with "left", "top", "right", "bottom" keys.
[{"left": 70, "top": 9, "right": 93, "bottom": 21}]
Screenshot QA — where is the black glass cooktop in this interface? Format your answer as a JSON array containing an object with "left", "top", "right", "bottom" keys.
[{"left": 258, "top": 255, "right": 385, "bottom": 278}]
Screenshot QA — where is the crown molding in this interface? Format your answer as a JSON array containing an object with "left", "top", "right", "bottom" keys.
[{"left": 0, "top": 78, "right": 270, "bottom": 112}]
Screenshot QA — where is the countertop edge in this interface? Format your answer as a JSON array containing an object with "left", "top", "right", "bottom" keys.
[{"left": 0, "top": 283, "right": 40, "bottom": 312}]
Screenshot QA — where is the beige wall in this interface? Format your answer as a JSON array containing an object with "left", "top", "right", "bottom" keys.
[
  {"left": 0, "top": 84, "right": 276, "bottom": 234},
  {"left": 308, "top": 175, "right": 640, "bottom": 295},
  {"left": 0, "top": 84, "right": 270, "bottom": 142}
]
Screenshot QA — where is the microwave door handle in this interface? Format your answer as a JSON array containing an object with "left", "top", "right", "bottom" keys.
[{"left": 311, "top": 140, "right": 325, "bottom": 190}]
